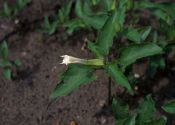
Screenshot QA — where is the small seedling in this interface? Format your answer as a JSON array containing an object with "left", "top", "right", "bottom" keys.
[
  {"left": 41, "top": 16, "right": 59, "bottom": 35},
  {"left": 0, "top": 41, "right": 12, "bottom": 80},
  {"left": 40, "top": 0, "right": 73, "bottom": 35},
  {"left": 0, "top": 0, "right": 31, "bottom": 19},
  {"left": 0, "top": 2, "right": 14, "bottom": 18},
  {"left": 0, "top": 41, "right": 22, "bottom": 80},
  {"left": 57, "top": 0, "right": 73, "bottom": 24}
]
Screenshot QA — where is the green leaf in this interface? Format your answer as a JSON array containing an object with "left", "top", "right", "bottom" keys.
[
  {"left": 49, "top": 21, "right": 59, "bottom": 35},
  {"left": 116, "top": 119, "right": 128, "bottom": 125},
  {"left": 89, "top": 11, "right": 121, "bottom": 57},
  {"left": 162, "top": 100, "right": 175, "bottom": 114},
  {"left": 88, "top": 41, "right": 102, "bottom": 58},
  {"left": 105, "top": 63, "right": 133, "bottom": 94},
  {"left": 63, "top": 18, "right": 85, "bottom": 35},
  {"left": 82, "top": 14, "right": 108, "bottom": 30},
  {"left": 50, "top": 64, "right": 96, "bottom": 98},
  {"left": 3, "top": 2, "right": 12, "bottom": 17},
  {"left": 58, "top": 0, "right": 73, "bottom": 23},
  {"left": 70, "top": 0, "right": 108, "bottom": 31},
  {"left": 137, "top": 95, "right": 156, "bottom": 123},
  {"left": 89, "top": 0, "right": 128, "bottom": 57},
  {"left": 0, "top": 59, "right": 11, "bottom": 68},
  {"left": 147, "top": 56, "right": 165, "bottom": 77},
  {"left": 101, "top": 0, "right": 112, "bottom": 11},
  {"left": 112, "top": 98, "right": 136, "bottom": 125},
  {"left": 43, "top": 16, "right": 51, "bottom": 29},
  {"left": 91, "top": 0, "right": 100, "bottom": 5},
  {"left": 123, "top": 26, "right": 151, "bottom": 43},
  {"left": 148, "top": 117, "right": 167, "bottom": 125},
  {"left": 0, "top": 41, "right": 9, "bottom": 60},
  {"left": 118, "top": 43, "right": 163, "bottom": 69},
  {"left": 112, "top": 97, "right": 130, "bottom": 120},
  {"left": 42, "top": 16, "right": 58, "bottom": 35},
  {"left": 135, "top": 1, "right": 175, "bottom": 25},
  {"left": 152, "top": 31, "right": 158, "bottom": 43},
  {"left": 75, "top": 0, "right": 83, "bottom": 18},
  {"left": 123, "top": 115, "right": 136, "bottom": 125},
  {"left": 17, "top": 0, "right": 30, "bottom": 9},
  {"left": 14, "top": 59, "right": 22, "bottom": 66},
  {"left": 124, "top": 27, "right": 141, "bottom": 43},
  {"left": 3, "top": 68, "right": 12, "bottom": 80},
  {"left": 139, "top": 26, "right": 151, "bottom": 41}
]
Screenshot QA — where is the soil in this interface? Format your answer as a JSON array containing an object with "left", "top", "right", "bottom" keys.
[{"left": 0, "top": 0, "right": 175, "bottom": 125}]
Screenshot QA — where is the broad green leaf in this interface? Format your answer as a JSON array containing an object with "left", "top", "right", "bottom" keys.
[
  {"left": 137, "top": 95, "right": 156, "bottom": 123},
  {"left": 83, "top": 1, "right": 92, "bottom": 15},
  {"left": 139, "top": 26, "right": 151, "bottom": 41},
  {"left": 75, "top": 0, "right": 83, "bottom": 18},
  {"left": 88, "top": 0, "right": 128, "bottom": 57},
  {"left": 118, "top": 43, "right": 163, "bottom": 69},
  {"left": 124, "top": 27, "right": 141, "bottom": 43},
  {"left": 50, "top": 64, "right": 96, "bottom": 98},
  {"left": 75, "top": 0, "right": 108, "bottom": 30},
  {"left": 88, "top": 41, "right": 102, "bottom": 58},
  {"left": 82, "top": 14, "right": 108, "bottom": 30},
  {"left": 147, "top": 117, "right": 167, "bottom": 125},
  {"left": 102, "top": 0, "right": 113, "bottom": 11},
  {"left": 162, "top": 100, "right": 175, "bottom": 114},
  {"left": 147, "top": 56, "right": 165, "bottom": 78},
  {"left": 126, "top": 0, "right": 134, "bottom": 10},
  {"left": 112, "top": 97, "right": 129, "bottom": 120},
  {"left": 88, "top": 10, "right": 118, "bottom": 57},
  {"left": 123, "top": 115, "right": 136, "bottom": 125},
  {"left": 3, "top": 68, "right": 11, "bottom": 80},
  {"left": 116, "top": 119, "right": 127, "bottom": 125},
  {"left": 105, "top": 63, "right": 133, "bottom": 94},
  {"left": 112, "top": 97, "right": 136, "bottom": 125},
  {"left": 0, "top": 41, "right": 9, "bottom": 60},
  {"left": 135, "top": 1, "right": 175, "bottom": 25},
  {"left": 153, "top": 9, "right": 168, "bottom": 24},
  {"left": 123, "top": 26, "right": 151, "bottom": 43}
]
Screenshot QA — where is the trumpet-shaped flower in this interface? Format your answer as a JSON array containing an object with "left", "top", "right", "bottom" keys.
[{"left": 60, "top": 55, "right": 104, "bottom": 66}]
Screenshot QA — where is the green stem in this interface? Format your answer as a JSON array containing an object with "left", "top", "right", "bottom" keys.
[{"left": 86, "top": 59, "right": 104, "bottom": 66}]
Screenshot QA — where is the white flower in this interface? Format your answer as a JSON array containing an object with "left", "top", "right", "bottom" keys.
[
  {"left": 60, "top": 55, "right": 104, "bottom": 66},
  {"left": 60, "top": 55, "right": 86, "bottom": 65}
]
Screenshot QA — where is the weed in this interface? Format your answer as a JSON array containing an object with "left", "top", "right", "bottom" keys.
[{"left": 0, "top": 0, "right": 31, "bottom": 19}]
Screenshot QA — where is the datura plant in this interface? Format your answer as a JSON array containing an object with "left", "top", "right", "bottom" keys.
[{"left": 51, "top": 0, "right": 175, "bottom": 124}]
